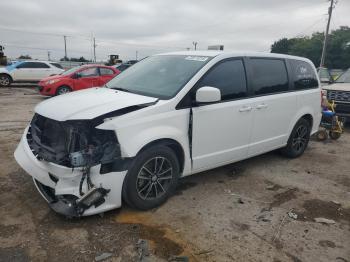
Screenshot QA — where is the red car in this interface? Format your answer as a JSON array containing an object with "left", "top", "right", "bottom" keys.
[{"left": 38, "top": 65, "right": 120, "bottom": 96}]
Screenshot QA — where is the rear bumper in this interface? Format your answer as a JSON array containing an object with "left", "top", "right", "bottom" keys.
[{"left": 14, "top": 127, "right": 127, "bottom": 217}]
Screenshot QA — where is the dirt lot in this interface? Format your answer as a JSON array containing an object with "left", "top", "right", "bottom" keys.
[{"left": 0, "top": 87, "right": 349, "bottom": 262}]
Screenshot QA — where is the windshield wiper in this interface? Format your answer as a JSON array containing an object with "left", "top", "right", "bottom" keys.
[{"left": 108, "top": 86, "right": 135, "bottom": 94}]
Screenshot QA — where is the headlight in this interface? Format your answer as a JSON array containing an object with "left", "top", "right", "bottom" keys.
[{"left": 45, "top": 79, "right": 60, "bottom": 85}]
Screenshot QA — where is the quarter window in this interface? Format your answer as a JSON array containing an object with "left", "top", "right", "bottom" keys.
[
  {"left": 291, "top": 60, "right": 318, "bottom": 89},
  {"left": 251, "top": 59, "right": 289, "bottom": 95},
  {"left": 196, "top": 59, "right": 247, "bottom": 100},
  {"left": 50, "top": 63, "right": 63, "bottom": 69}
]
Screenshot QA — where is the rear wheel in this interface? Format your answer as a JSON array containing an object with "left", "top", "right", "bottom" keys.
[
  {"left": 0, "top": 74, "right": 12, "bottom": 87},
  {"left": 56, "top": 85, "right": 72, "bottom": 95},
  {"left": 122, "top": 145, "right": 180, "bottom": 210},
  {"left": 280, "top": 118, "right": 311, "bottom": 158}
]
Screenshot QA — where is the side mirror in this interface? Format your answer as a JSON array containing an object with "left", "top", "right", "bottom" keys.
[{"left": 196, "top": 86, "right": 221, "bottom": 104}]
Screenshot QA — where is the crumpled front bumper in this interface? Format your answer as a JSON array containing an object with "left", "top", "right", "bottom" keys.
[{"left": 14, "top": 127, "right": 127, "bottom": 217}]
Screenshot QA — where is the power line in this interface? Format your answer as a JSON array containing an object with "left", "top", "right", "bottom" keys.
[
  {"left": 0, "top": 26, "right": 91, "bottom": 40},
  {"left": 3, "top": 43, "right": 91, "bottom": 55}
]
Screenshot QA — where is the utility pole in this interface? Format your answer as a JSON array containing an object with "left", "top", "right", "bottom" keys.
[
  {"left": 192, "top": 41, "right": 198, "bottom": 50},
  {"left": 63, "top": 35, "right": 67, "bottom": 60},
  {"left": 47, "top": 51, "right": 51, "bottom": 61},
  {"left": 93, "top": 37, "right": 97, "bottom": 62},
  {"left": 320, "top": 0, "right": 336, "bottom": 67},
  {"left": 136, "top": 50, "right": 138, "bottom": 60}
]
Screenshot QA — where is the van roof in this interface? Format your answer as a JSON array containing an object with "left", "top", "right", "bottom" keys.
[{"left": 158, "top": 50, "right": 311, "bottom": 62}]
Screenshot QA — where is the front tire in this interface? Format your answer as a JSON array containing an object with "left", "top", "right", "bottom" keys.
[
  {"left": 280, "top": 118, "right": 311, "bottom": 158},
  {"left": 56, "top": 85, "right": 72, "bottom": 95},
  {"left": 122, "top": 145, "right": 180, "bottom": 210},
  {"left": 0, "top": 74, "right": 12, "bottom": 87}
]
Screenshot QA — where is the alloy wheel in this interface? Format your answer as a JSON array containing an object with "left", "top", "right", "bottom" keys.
[
  {"left": 136, "top": 156, "right": 173, "bottom": 200},
  {"left": 0, "top": 76, "right": 10, "bottom": 86},
  {"left": 292, "top": 125, "right": 308, "bottom": 153},
  {"left": 57, "top": 87, "right": 71, "bottom": 95}
]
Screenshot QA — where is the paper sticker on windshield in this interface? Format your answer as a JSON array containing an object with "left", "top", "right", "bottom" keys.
[{"left": 185, "top": 56, "right": 208, "bottom": 62}]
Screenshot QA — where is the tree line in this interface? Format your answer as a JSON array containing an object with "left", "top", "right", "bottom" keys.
[{"left": 271, "top": 26, "right": 350, "bottom": 69}]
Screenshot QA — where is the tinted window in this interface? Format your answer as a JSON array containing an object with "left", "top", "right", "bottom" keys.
[
  {"left": 17, "top": 62, "right": 50, "bottom": 69},
  {"left": 117, "top": 64, "right": 130, "bottom": 71},
  {"left": 196, "top": 59, "right": 247, "bottom": 100},
  {"left": 100, "top": 68, "right": 114, "bottom": 75},
  {"left": 251, "top": 59, "right": 289, "bottom": 95},
  {"left": 79, "top": 67, "right": 98, "bottom": 77},
  {"left": 291, "top": 60, "right": 318, "bottom": 89}
]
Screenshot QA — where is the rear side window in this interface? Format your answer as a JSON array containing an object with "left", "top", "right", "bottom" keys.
[
  {"left": 196, "top": 59, "right": 247, "bottom": 100},
  {"left": 79, "top": 67, "right": 98, "bottom": 77},
  {"left": 250, "top": 58, "right": 289, "bottom": 95},
  {"left": 50, "top": 63, "right": 63, "bottom": 69},
  {"left": 291, "top": 60, "right": 318, "bottom": 90},
  {"left": 100, "top": 68, "right": 114, "bottom": 75}
]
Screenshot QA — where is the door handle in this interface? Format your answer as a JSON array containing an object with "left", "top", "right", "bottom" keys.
[
  {"left": 239, "top": 106, "right": 252, "bottom": 112},
  {"left": 256, "top": 103, "right": 268, "bottom": 109}
]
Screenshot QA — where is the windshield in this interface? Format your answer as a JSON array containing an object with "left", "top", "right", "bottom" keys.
[
  {"left": 106, "top": 55, "right": 211, "bottom": 99},
  {"left": 61, "top": 66, "right": 82, "bottom": 76},
  {"left": 336, "top": 69, "right": 350, "bottom": 83}
]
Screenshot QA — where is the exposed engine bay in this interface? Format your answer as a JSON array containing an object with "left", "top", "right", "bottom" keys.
[
  {"left": 26, "top": 113, "right": 122, "bottom": 217},
  {"left": 28, "top": 113, "right": 121, "bottom": 168}
]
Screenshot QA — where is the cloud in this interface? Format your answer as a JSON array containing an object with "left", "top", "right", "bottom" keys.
[{"left": 0, "top": 0, "right": 349, "bottom": 61}]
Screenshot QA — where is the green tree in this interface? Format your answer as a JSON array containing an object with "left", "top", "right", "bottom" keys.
[
  {"left": 17, "top": 55, "right": 32, "bottom": 59},
  {"left": 271, "top": 26, "right": 350, "bottom": 69}
]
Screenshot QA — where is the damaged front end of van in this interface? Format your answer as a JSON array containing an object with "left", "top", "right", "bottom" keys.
[{"left": 14, "top": 88, "right": 157, "bottom": 217}]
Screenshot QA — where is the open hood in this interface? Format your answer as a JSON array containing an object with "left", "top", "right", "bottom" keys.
[{"left": 35, "top": 87, "right": 158, "bottom": 121}]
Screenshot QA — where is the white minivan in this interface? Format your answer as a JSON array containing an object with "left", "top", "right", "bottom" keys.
[{"left": 14, "top": 51, "right": 321, "bottom": 217}]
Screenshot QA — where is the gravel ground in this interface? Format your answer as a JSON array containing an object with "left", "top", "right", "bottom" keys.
[{"left": 0, "top": 87, "right": 349, "bottom": 262}]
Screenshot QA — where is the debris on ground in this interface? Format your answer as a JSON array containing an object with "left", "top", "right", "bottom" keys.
[
  {"left": 195, "top": 249, "right": 214, "bottom": 255},
  {"left": 168, "top": 256, "right": 189, "bottom": 262},
  {"left": 288, "top": 211, "right": 298, "bottom": 220},
  {"left": 237, "top": 198, "right": 244, "bottom": 204},
  {"left": 136, "top": 239, "right": 150, "bottom": 261},
  {"left": 94, "top": 252, "right": 113, "bottom": 262},
  {"left": 314, "top": 218, "right": 336, "bottom": 224}
]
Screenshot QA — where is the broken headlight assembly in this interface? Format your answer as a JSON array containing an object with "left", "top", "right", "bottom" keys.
[
  {"left": 27, "top": 114, "right": 122, "bottom": 216},
  {"left": 27, "top": 114, "right": 121, "bottom": 168}
]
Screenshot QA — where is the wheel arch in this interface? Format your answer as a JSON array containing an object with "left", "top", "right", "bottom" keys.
[
  {"left": 137, "top": 138, "right": 185, "bottom": 174},
  {"left": 0, "top": 73, "right": 13, "bottom": 82},
  {"left": 287, "top": 107, "right": 317, "bottom": 140},
  {"left": 55, "top": 85, "right": 72, "bottom": 95},
  {"left": 301, "top": 114, "right": 313, "bottom": 128}
]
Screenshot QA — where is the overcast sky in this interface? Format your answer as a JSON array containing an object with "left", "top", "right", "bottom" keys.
[{"left": 0, "top": 0, "right": 349, "bottom": 61}]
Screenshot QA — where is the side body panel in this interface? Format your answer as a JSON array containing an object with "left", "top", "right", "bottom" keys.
[{"left": 191, "top": 99, "right": 254, "bottom": 171}]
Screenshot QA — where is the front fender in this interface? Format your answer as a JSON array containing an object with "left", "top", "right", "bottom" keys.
[{"left": 97, "top": 109, "right": 192, "bottom": 175}]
